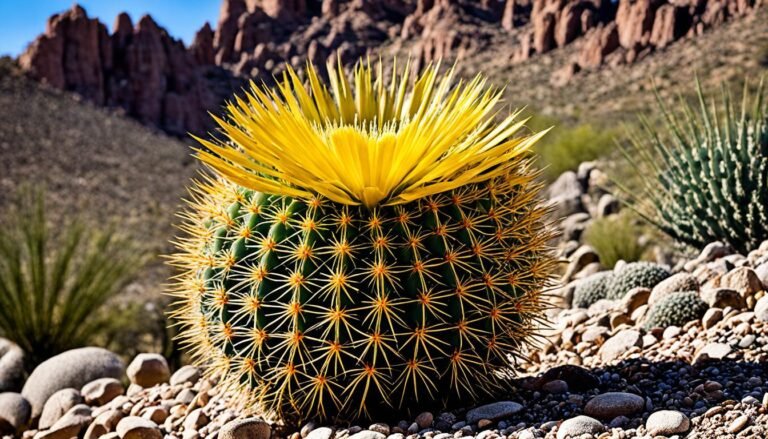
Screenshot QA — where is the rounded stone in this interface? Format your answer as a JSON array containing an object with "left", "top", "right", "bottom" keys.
[
  {"left": 542, "top": 379, "right": 569, "bottom": 394},
  {"left": 349, "top": 431, "right": 385, "bottom": 439},
  {"left": 38, "top": 388, "right": 83, "bottom": 430},
  {"left": 116, "top": 416, "right": 162, "bottom": 439},
  {"left": 415, "top": 411, "right": 433, "bottom": 429},
  {"left": 645, "top": 410, "right": 690, "bottom": 436},
  {"left": 0, "top": 340, "right": 25, "bottom": 393},
  {"left": 556, "top": 415, "right": 604, "bottom": 439},
  {"left": 126, "top": 354, "right": 170, "bottom": 387},
  {"left": 466, "top": 401, "right": 523, "bottom": 423},
  {"left": 597, "top": 330, "right": 641, "bottom": 363},
  {"left": 169, "top": 365, "right": 201, "bottom": 386},
  {"left": 81, "top": 377, "right": 124, "bottom": 406},
  {"left": 219, "top": 418, "right": 271, "bottom": 439},
  {"left": 584, "top": 392, "right": 645, "bottom": 420},
  {"left": 306, "top": 427, "right": 333, "bottom": 439},
  {"left": 0, "top": 392, "right": 31, "bottom": 434},
  {"left": 755, "top": 295, "right": 768, "bottom": 322},
  {"left": 21, "top": 347, "right": 124, "bottom": 420}
]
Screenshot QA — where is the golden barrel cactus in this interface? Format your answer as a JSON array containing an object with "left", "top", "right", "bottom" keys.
[{"left": 170, "top": 60, "right": 556, "bottom": 421}]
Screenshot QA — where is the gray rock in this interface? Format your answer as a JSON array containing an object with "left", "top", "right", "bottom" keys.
[
  {"left": 563, "top": 246, "right": 600, "bottom": 281},
  {"left": 645, "top": 410, "right": 690, "bottom": 436},
  {"left": 38, "top": 404, "right": 92, "bottom": 439},
  {"left": 348, "top": 431, "right": 386, "bottom": 439},
  {"left": 584, "top": 392, "right": 645, "bottom": 420},
  {"left": 0, "top": 392, "right": 31, "bottom": 434},
  {"left": 22, "top": 347, "right": 123, "bottom": 419},
  {"left": 219, "top": 417, "right": 271, "bottom": 439},
  {"left": 694, "top": 342, "right": 732, "bottom": 363},
  {"left": 597, "top": 330, "right": 641, "bottom": 363},
  {"left": 548, "top": 171, "right": 584, "bottom": 218},
  {"left": 754, "top": 295, "right": 768, "bottom": 322},
  {"left": 560, "top": 213, "right": 591, "bottom": 242},
  {"left": 38, "top": 388, "right": 82, "bottom": 430},
  {"left": 0, "top": 339, "right": 25, "bottom": 392},
  {"left": 556, "top": 415, "right": 604, "bottom": 439},
  {"left": 702, "top": 308, "right": 724, "bottom": 329},
  {"left": 169, "top": 365, "right": 201, "bottom": 386},
  {"left": 126, "top": 354, "right": 170, "bottom": 387},
  {"left": 596, "top": 193, "right": 620, "bottom": 218},
  {"left": 542, "top": 379, "right": 569, "bottom": 394},
  {"left": 465, "top": 401, "right": 523, "bottom": 423},
  {"left": 306, "top": 427, "right": 333, "bottom": 439}
]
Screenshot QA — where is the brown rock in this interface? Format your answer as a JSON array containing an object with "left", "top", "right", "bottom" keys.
[
  {"left": 127, "top": 354, "right": 170, "bottom": 387},
  {"left": 262, "top": 0, "right": 307, "bottom": 22},
  {"left": 214, "top": 0, "right": 248, "bottom": 64},
  {"left": 555, "top": 1, "right": 585, "bottom": 47},
  {"left": 720, "top": 267, "right": 763, "bottom": 298},
  {"left": 81, "top": 378, "right": 123, "bottom": 406},
  {"left": 190, "top": 22, "right": 215, "bottom": 65},
  {"left": 116, "top": 416, "right": 162, "bottom": 439},
  {"left": 36, "top": 404, "right": 92, "bottom": 439},
  {"left": 578, "top": 23, "right": 619, "bottom": 68},
  {"left": 533, "top": 10, "right": 557, "bottom": 53},
  {"left": 502, "top": 0, "right": 516, "bottom": 30}
]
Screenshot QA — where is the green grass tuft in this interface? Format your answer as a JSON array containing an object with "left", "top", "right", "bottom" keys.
[
  {"left": 583, "top": 212, "right": 648, "bottom": 269},
  {"left": 0, "top": 187, "right": 147, "bottom": 368}
]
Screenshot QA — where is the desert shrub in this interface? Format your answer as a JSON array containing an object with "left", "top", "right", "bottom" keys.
[
  {"left": 583, "top": 212, "right": 648, "bottom": 269},
  {"left": 620, "top": 78, "right": 768, "bottom": 254},
  {"left": 529, "top": 114, "right": 619, "bottom": 180},
  {"left": 0, "top": 188, "right": 145, "bottom": 367}
]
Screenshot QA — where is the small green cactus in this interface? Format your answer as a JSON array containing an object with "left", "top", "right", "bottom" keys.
[
  {"left": 606, "top": 261, "right": 670, "bottom": 300},
  {"left": 642, "top": 291, "right": 708, "bottom": 329},
  {"left": 572, "top": 271, "right": 614, "bottom": 308},
  {"left": 621, "top": 78, "right": 768, "bottom": 254}
]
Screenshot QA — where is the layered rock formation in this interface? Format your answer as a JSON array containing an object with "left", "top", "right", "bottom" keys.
[
  {"left": 19, "top": 5, "right": 213, "bottom": 136},
  {"left": 17, "top": 0, "right": 763, "bottom": 135}
]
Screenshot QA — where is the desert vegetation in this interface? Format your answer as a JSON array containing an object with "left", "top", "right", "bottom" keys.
[{"left": 0, "top": 1, "right": 766, "bottom": 439}]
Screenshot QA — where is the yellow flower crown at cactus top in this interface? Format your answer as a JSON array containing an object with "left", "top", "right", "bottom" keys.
[{"left": 195, "top": 59, "right": 547, "bottom": 208}]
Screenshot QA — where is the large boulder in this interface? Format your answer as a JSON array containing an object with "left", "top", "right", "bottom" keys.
[
  {"left": 21, "top": 347, "right": 123, "bottom": 420},
  {"left": 0, "top": 339, "right": 25, "bottom": 392}
]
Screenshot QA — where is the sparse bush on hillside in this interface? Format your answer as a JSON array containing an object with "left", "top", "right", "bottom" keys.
[
  {"left": 620, "top": 78, "right": 768, "bottom": 254},
  {"left": 528, "top": 114, "right": 619, "bottom": 181},
  {"left": 0, "top": 188, "right": 146, "bottom": 368},
  {"left": 583, "top": 211, "right": 649, "bottom": 269}
]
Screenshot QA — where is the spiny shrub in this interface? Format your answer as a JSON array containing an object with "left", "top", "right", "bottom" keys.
[
  {"left": 0, "top": 188, "right": 144, "bottom": 368},
  {"left": 572, "top": 271, "right": 614, "bottom": 308},
  {"left": 170, "top": 60, "right": 558, "bottom": 421},
  {"left": 620, "top": 78, "right": 768, "bottom": 254},
  {"left": 583, "top": 212, "right": 648, "bottom": 269},
  {"left": 606, "top": 261, "right": 670, "bottom": 300},
  {"left": 643, "top": 291, "right": 708, "bottom": 329}
]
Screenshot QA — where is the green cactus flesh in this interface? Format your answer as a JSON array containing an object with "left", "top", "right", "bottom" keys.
[
  {"left": 643, "top": 291, "right": 708, "bottom": 330},
  {"left": 172, "top": 176, "right": 555, "bottom": 421}
]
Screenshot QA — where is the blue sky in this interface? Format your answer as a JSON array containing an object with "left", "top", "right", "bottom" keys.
[{"left": 0, "top": 1, "right": 221, "bottom": 57}]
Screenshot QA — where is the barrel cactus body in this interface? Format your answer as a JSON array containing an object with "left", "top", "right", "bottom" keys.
[
  {"left": 642, "top": 291, "right": 708, "bottom": 330},
  {"left": 170, "top": 61, "right": 556, "bottom": 421}
]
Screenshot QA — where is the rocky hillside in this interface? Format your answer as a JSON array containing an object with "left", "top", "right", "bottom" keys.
[
  {"left": 0, "top": 58, "right": 196, "bottom": 295},
  {"left": 17, "top": 0, "right": 765, "bottom": 136}
]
